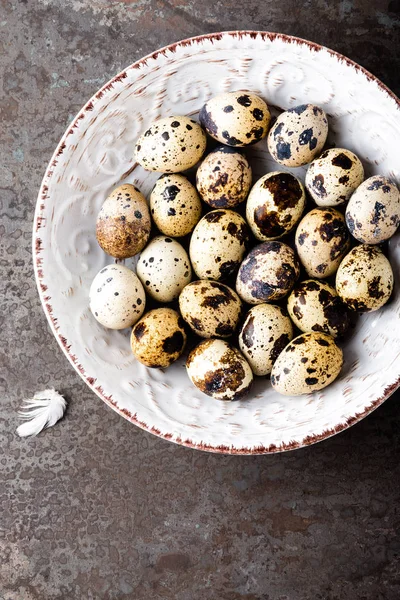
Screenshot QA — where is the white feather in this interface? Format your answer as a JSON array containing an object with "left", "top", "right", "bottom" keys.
[{"left": 16, "top": 389, "right": 67, "bottom": 437}]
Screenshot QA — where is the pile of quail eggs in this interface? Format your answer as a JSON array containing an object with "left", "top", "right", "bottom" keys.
[{"left": 89, "top": 91, "right": 399, "bottom": 401}]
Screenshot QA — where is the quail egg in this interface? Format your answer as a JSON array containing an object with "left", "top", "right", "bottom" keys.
[
  {"left": 131, "top": 308, "right": 186, "bottom": 368},
  {"left": 336, "top": 245, "right": 394, "bottom": 312},
  {"left": 137, "top": 236, "right": 191, "bottom": 302},
  {"left": 236, "top": 241, "right": 300, "bottom": 304},
  {"left": 305, "top": 148, "right": 364, "bottom": 207},
  {"left": 179, "top": 280, "right": 242, "bottom": 338},
  {"left": 89, "top": 264, "right": 146, "bottom": 329},
  {"left": 345, "top": 175, "right": 400, "bottom": 244},
  {"left": 199, "top": 91, "right": 270, "bottom": 147},
  {"left": 196, "top": 146, "right": 252, "bottom": 208},
  {"left": 190, "top": 209, "right": 251, "bottom": 281},
  {"left": 287, "top": 279, "right": 350, "bottom": 338},
  {"left": 186, "top": 339, "right": 253, "bottom": 400},
  {"left": 238, "top": 304, "right": 294, "bottom": 376},
  {"left": 295, "top": 207, "right": 350, "bottom": 278},
  {"left": 268, "top": 104, "right": 328, "bottom": 167},
  {"left": 271, "top": 332, "right": 343, "bottom": 396},
  {"left": 135, "top": 116, "right": 207, "bottom": 173},
  {"left": 246, "top": 171, "right": 306, "bottom": 240},
  {"left": 150, "top": 174, "right": 202, "bottom": 237},
  {"left": 96, "top": 184, "right": 151, "bottom": 259}
]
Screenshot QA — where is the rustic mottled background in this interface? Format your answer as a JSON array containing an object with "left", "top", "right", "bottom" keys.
[{"left": 1, "top": 0, "right": 400, "bottom": 598}]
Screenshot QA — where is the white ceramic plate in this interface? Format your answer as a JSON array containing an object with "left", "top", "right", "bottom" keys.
[{"left": 33, "top": 31, "right": 400, "bottom": 454}]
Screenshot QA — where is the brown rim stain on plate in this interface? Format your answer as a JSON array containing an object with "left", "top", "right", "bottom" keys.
[{"left": 33, "top": 31, "right": 400, "bottom": 454}]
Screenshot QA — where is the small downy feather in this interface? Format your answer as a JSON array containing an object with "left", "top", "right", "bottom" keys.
[{"left": 16, "top": 389, "right": 67, "bottom": 438}]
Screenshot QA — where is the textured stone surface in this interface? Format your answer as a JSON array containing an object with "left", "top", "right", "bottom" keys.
[{"left": 1, "top": 0, "right": 400, "bottom": 598}]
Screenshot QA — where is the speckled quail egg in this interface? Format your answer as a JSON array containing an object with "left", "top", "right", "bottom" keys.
[
  {"left": 335, "top": 245, "right": 394, "bottom": 312},
  {"left": 135, "top": 116, "right": 207, "bottom": 173},
  {"left": 137, "top": 236, "right": 191, "bottom": 302},
  {"left": 186, "top": 339, "right": 253, "bottom": 400},
  {"left": 238, "top": 304, "right": 294, "bottom": 376},
  {"left": 271, "top": 332, "right": 343, "bottom": 396},
  {"left": 196, "top": 146, "right": 252, "bottom": 208},
  {"left": 89, "top": 264, "right": 145, "bottom": 329},
  {"left": 96, "top": 184, "right": 151, "bottom": 259},
  {"left": 287, "top": 280, "right": 350, "bottom": 339},
  {"left": 179, "top": 280, "right": 242, "bottom": 338},
  {"left": 246, "top": 171, "right": 306, "bottom": 241},
  {"left": 199, "top": 91, "right": 270, "bottom": 147},
  {"left": 190, "top": 209, "right": 251, "bottom": 281},
  {"left": 131, "top": 308, "right": 186, "bottom": 368},
  {"left": 150, "top": 174, "right": 202, "bottom": 237},
  {"left": 345, "top": 175, "right": 400, "bottom": 244},
  {"left": 305, "top": 148, "right": 364, "bottom": 207},
  {"left": 236, "top": 241, "right": 300, "bottom": 304},
  {"left": 268, "top": 104, "right": 328, "bottom": 167},
  {"left": 295, "top": 207, "right": 350, "bottom": 278}
]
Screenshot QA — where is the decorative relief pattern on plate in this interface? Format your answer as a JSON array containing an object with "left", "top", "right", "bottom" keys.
[{"left": 34, "top": 32, "right": 400, "bottom": 453}]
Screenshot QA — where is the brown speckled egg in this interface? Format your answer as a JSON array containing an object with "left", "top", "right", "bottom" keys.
[
  {"left": 287, "top": 280, "right": 350, "bottom": 338},
  {"left": 236, "top": 241, "right": 300, "bottom": 305},
  {"left": 271, "top": 332, "right": 343, "bottom": 396},
  {"left": 238, "top": 304, "right": 293, "bottom": 376},
  {"left": 335, "top": 245, "right": 394, "bottom": 312},
  {"left": 135, "top": 116, "right": 206, "bottom": 173},
  {"left": 96, "top": 184, "right": 151, "bottom": 259},
  {"left": 305, "top": 148, "right": 364, "bottom": 206},
  {"left": 89, "top": 264, "right": 146, "bottom": 330},
  {"left": 190, "top": 209, "right": 251, "bottom": 281},
  {"left": 136, "top": 236, "right": 191, "bottom": 302},
  {"left": 186, "top": 339, "right": 253, "bottom": 400},
  {"left": 345, "top": 175, "right": 400, "bottom": 244},
  {"left": 179, "top": 280, "right": 242, "bottom": 338},
  {"left": 199, "top": 91, "right": 270, "bottom": 147},
  {"left": 268, "top": 104, "right": 328, "bottom": 167},
  {"left": 150, "top": 174, "right": 202, "bottom": 237},
  {"left": 196, "top": 146, "right": 252, "bottom": 208},
  {"left": 295, "top": 207, "right": 350, "bottom": 278},
  {"left": 131, "top": 308, "right": 186, "bottom": 368},
  {"left": 246, "top": 171, "right": 306, "bottom": 241}
]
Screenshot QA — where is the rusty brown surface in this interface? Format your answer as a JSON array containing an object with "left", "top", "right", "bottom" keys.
[{"left": 1, "top": 0, "right": 400, "bottom": 598}]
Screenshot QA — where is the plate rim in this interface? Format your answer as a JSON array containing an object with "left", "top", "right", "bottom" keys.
[{"left": 33, "top": 30, "right": 400, "bottom": 454}]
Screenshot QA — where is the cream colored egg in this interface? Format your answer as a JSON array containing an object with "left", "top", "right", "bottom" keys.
[
  {"left": 238, "top": 304, "right": 293, "bottom": 376},
  {"left": 135, "top": 116, "right": 206, "bottom": 173},
  {"left": 150, "top": 174, "right": 202, "bottom": 237},
  {"left": 137, "top": 236, "right": 191, "bottom": 302},
  {"left": 89, "top": 264, "right": 146, "bottom": 329},
  {"left": 131, "top": 308, "right": 186, "bottom": 368},
  {"left": 271, "top": 332, "right": 343, "bottom": 396},
  {"left": 246, "top": 171, "right": 306, "bottom": 241},
  {"left": 179, "top": 280, "right": 242, "bottom": 338},
  {"left": 287, "top": 279, "right": 350, "bottom": 338},
  {"left": 196, "top": 147, "right": 252, "bottom": 208},
  {"left": 186, "top": 339, "right": 253, "bottom": 400},
  {"left": 268, "top": 104, "right": 328, "bottom": 167},
  {"left": 96, "top": 184, "right": 151, "bottom": 259},
  {"left": 199, "top": 91, "right": 270, "bottom": 147},
  {"left": 190, "top": 209, "right": 251, "bottom": 281},
  {"left": 305, "top": 148, "right": 364, "bottom": 206},
  {"left": 295, "top": 208, "right": 350, "bottom": 278},
  {"left": 345, "top": 175, "right": 400, "bottom": 244},
  {"left": 335, "top": 245, "right": 393, "bottom": 312},
  {"left": 236, "top": 241, "right": 300, "bottom": 304}
]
